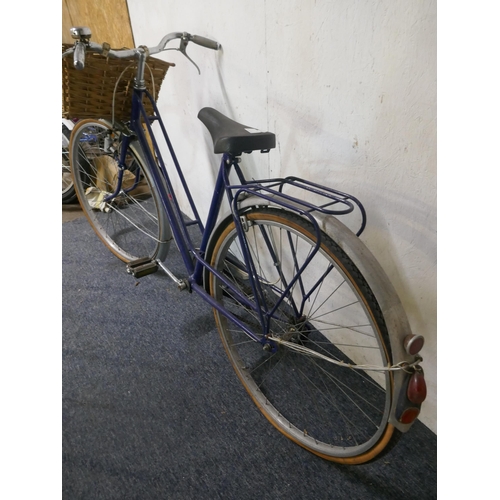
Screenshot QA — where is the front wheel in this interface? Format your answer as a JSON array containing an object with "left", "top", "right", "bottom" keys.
[
  {"left": 207, "top": 208, "right": 397, "bottom": 464},
  {"left": 70, "top": 119, "right": 170, "bottom": 263}
]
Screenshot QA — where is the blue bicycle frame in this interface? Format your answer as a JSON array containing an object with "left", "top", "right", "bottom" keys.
[{"left": 112, "top": 82, "right": 367, "bottom": 348}]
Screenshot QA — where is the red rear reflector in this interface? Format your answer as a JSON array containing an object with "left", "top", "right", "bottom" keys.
[
  {"left": 403, "top": 334, "right": 425, "bottom": 355},
  {"left": 399, "top": 407, "right": 420, "bottom": 424},
  {"left": 407, "top": 371, "right": 427, "bottom": 404}
]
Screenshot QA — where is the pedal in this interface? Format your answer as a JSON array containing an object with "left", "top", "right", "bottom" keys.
[{"left": 126, "top": 257, "right": 159, "bottom": 278}]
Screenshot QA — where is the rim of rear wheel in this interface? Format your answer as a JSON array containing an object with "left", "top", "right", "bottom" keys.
[{"left": 208, "top": 208, "right": 394, "bottom": 463}]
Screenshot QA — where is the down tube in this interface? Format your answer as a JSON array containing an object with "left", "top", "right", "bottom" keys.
[{"left": 132, "top": 98, "right": 195, "bottom": 273}]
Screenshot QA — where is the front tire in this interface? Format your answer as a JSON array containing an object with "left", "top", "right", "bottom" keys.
[{"left": 70, "top": 119, "right": 170, "bottom": 263}]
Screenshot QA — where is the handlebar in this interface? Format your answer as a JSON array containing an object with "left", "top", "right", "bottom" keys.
[
  {"left": 62, "top": 28, "right": 221, "bottom": 74},
  {"left": 191, "top": 35, "right": 220, "bottom": 51}
]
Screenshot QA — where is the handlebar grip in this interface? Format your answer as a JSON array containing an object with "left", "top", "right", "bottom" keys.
[
  {"left": 191, "top": 35, "right": 221, "bottom": 50},
  {"left": 73, "top": 41, "right": 86, "bottom": 70}
]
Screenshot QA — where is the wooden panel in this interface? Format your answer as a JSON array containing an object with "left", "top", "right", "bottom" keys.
[
  {"left": 62, "top": 1, "right": 74, "bottom": 43},
  {"left": 62, "top": 0, "right": 134, "bottom": 48}
]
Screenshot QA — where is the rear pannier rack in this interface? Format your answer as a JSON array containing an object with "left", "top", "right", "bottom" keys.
[{"left": 231, "top": 176, "right": 367, "bottom": 237}]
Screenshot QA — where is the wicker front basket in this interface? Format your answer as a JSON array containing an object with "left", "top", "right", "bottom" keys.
[{"left": 62, "top": 44, "right": 174, "bottom": 121}]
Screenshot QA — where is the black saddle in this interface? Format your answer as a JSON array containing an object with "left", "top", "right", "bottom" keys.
[{"left": 198, "top": 107, "right": 276, "bottom": 155}]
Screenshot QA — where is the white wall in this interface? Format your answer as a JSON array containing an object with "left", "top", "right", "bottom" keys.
[{"left": 127, "top": 0, "right": 437, "bottom": 433}]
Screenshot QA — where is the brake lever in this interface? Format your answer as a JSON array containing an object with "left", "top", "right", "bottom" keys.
[{"left": 179, "top": 34, "right": 201, "bottom": 75}]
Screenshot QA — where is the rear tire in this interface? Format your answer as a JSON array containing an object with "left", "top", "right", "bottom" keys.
[{"left": 207, "top": 208, "right": 397, "bottom": 464}]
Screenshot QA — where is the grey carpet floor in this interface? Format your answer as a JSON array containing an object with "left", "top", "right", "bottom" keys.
[{"left": 62, "top": 217, "right": 437, "bottom": 499}]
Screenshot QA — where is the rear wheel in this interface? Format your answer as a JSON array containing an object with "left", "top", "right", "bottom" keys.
[
  {"left": 207, "top": 208, "right": 396, "bottom": 464},
  {"left": 70, "top": 119, "right": 170, "bottom": 263}
]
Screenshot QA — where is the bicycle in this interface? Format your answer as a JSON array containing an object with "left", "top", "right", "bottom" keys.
[
  {"left": 62, "top": 118, "right": 77, "bottom": 204},
  {"left": 63, "top": 26, "right": 427, "bottom": 465}
]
